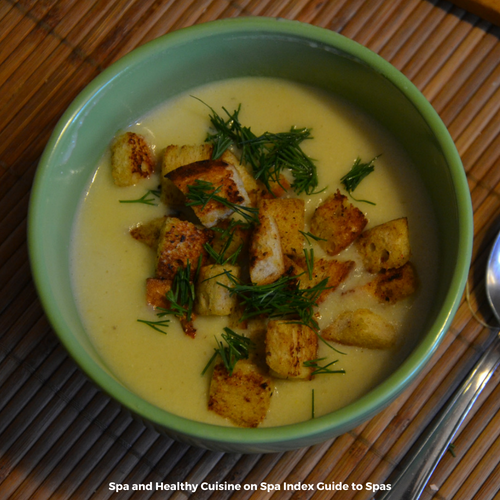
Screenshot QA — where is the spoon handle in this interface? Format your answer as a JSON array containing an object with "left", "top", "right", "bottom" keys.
[{"left": 376, "top": 334, "right": 500, "bottom": 500}]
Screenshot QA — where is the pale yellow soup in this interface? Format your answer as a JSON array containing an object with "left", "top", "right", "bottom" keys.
[{"left": 71, "top": 77, "right": 439, "bottom": 427}]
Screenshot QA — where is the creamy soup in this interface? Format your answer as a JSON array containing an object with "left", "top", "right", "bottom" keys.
[{"left": 71, "top": 77, "right": 439, "bottom": 427}]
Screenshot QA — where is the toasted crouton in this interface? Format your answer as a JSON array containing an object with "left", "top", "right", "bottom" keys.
[
  {"left": 364, "top": 262, "right": 418, "bottom": 303},
  {"left": 208, "top": 360, "right": 272, "bottom": 427},
  {"left": 167, "top": 160, "right": 252, "bottom": 228},
  {"left": 356, "top": 217, "right": 410, "bottom": 273},
  {"left": 249, "top": 214, "right": 285, "bottom": 285},
  {"left": 161, "top": 144, "right": 212, "bottom": 207},
  {"left": 220, "top": 149, "right": 258, "bottom": 198},
  {"left": 111, "top": 132, "right": 155, "bottom": 187},
  {"left": 145, "top": 277, "right": 196, "bottom": 337},
  {"left": 146, "top": 277, "right": 172, "bottom": 309},
  {"left": 210, "top": 220, "right": 250, "bottom": 262},
  {"left": 310, "top": 190, "right": 367, "bottom": 255},
  {"left": 195, "top": 264, "right": 241, "bottom": 316},
  {"left": 130, "top": 217, "right": 166, "bottom": 248},
  {"left": 294, "top": 257, "right": 355, "bottom": 304},
  {"left": 265, "top": 320, "right": 318, "bottom": 379},
  {"left": 155, "top": 217, "right": 213, "bottom": 280},
  {"left": 161, "top": 145, "right": 257, "bottom": 208},
  {"left": 259, "top": 198, "right": 305, "bottom": 257},
  {"left": 249, "top": 176, "right": 291, "bottom": 205},
  {"left": 322, "top": 309, "right": 396, "bottom": 349}
]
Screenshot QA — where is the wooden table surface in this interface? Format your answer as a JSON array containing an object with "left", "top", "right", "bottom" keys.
[{"left": 1, "top": 0, "right": 499, "bottom": 498}]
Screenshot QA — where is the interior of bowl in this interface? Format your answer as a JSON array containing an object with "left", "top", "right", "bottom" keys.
[{"left": 28, "top": 17, "right": 472, "bottom": 453}]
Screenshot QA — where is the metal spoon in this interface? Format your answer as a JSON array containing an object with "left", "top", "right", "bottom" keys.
[{"left": 376, "top": 232, "right": 500, "bottom": 500}]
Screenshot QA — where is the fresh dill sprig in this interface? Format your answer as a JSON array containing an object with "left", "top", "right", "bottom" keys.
[
  {"left": 119, "top": 189, "right": 161, "bottom": 206},
  {"left": 185, "top": 179, "right": 259, "bottom": 224},
  {"left": 220, "top": 272, "right": 327, "bottom": 332},
  {"left": 193, "top": 97, "right": 321, "bottom": 196},
  {"left": 163, "top": 260, "right": 199, "bottom": 322},
  {"left": 340, "top": 156, "right": 379, "bottom": 205},
  {"left": 137, "top": 307, "right": 171, "bottom": 335},
  {"left": 303, "top": 248, "right": 315, "bottom": 280},
  {"left": 137, "top": 316, "right": 170, "bottom": 335},
  {"left": 304, "top": 358, "right": 345, "bottom": 376},
  {"left": 300, "top": 230, "right": 327, "bottom": 245},
  {"left": 202, "top": 327, "right": 255, "bottom": 377},
  {"left": 204, "top": 219, "right": 246, "bottom": 266}
]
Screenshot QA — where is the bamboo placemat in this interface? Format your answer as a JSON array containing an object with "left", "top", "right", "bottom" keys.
[{"left": 1, "top": 0, "right": 499, "bottom": 498}]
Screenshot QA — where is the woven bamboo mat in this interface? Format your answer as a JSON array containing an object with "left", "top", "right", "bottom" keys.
[{"left": 1, "top": 0, "right": 499, "bottom": 498}]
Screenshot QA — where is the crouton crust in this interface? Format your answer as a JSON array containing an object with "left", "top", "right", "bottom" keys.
[
  {"left": 195, "top": 264, "right": 241, "bottom": 316},
  {"left": 249, "top": 214, "right": 285, "bottom": 285},
  {"left": 208, "top": 360, "right": 272, "bottom": 427},
  {"left": 356, "top": 217, "right": 411, "bottom": 273},
  {"left": 146, "top": 278, "right": 172, "bottom": 309},
  {"left": 364, "top": 262, "right": 418, "bottom": 303},
  {"left": 322, "top": 309, "right": 396, "bottom": 349},
  {"left": 265, "top": 320, "right": 318, "bottom": 380},
  {"left": 167, "top": 160, "right": 251, "bottom": 228},
  {"left": 155, "top": 217, "right": 213, "bottom": 280},
  {"left": 249, "top": 176, "right": 291, "bottom": 205},
  {"left": 259, "top": 198, "right": 305, "bottom": 257},
  {"left": 161, "top": 144, "right": 212, "bottom": 207},
  {"left": 130, "top": 217, "right": 166, "bottom": 249},
  {"left": 294, "top": 257, "right": 355, "bottom": 304},
  {"left": 310, "top": 190, "right": 367, "bottom": 255},
  {"left": 111, "top": 132, "right": 155, "bottom": 187}
]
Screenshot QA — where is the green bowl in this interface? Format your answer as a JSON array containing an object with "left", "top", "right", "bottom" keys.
[{"left": 28, "top": 17, "right": 473, "bottom": 453}]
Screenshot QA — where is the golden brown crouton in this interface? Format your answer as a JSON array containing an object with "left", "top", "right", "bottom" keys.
[
  {"left": 208, "top": 360, "right": 273, "bottom": 427},
  {"left": 259, "top": 198, "right": 305, "bottom": 257},
  {"left": 249, "top": 176, "right": 291, "bottom": 205},
  {"left": 161, "top": 145, "right": 257, "bottom": 208},
  {"left": 146, "top": 277, "right": 172, "bottom": 309},
  {"left": 195, "top": 264, "right": 241, "bottom": 316},
  {"left": 161, "top": 144, "right": 212, "bottom": 207},
  {"left": 167, "top": 160, "right": 252, "bottom": 228},
  {"left": 130, "top": 217, "right": 166, "bottom": 248},
  {"left": 209, "top": 220, "right": 250, "bottom": 262},
  {"left": 155, "top": 217, "right": 212, "bottom": 280},
  {"left": 322, "top": 309, "right": 396, "bottom": 349},
  {"left": 294, "top": 257, "right": 355, "bottom": 304},
  {"left": 145, "top": 277, "right": 196, "bottom": 337},
  {"left": 356, "top": 217, "right": 411, "bottom": 273},
  {"left": 220, "top": 149, "right": 258, "bottom": 198},
  {"left": 364, "top": 262, "right": 418, "bottom": 303},
  {"left": 265, "top": 320, "right": 318, "bottom": 379},
  {"left": 310, "top": 190, "right": 367, "bottom": 255},
  {"left": 249, "top": 213, "right": 285, "bottom": 285},
  {"left": 111, "top": 132, "right": 155, "bottom": 187}
]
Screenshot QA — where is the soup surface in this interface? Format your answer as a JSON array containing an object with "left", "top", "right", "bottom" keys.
[{"left": 71, "top": 77, "right": 439, "bottom": 427}]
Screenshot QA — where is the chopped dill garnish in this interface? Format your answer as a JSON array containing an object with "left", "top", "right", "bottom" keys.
[
  {"left": 340, "top": 155, "right": 379, "bottom": 205},
  {"left": 137, "top": 307, "right": 171, "bottom": 334},
  {"left": 447, "top": 443, "right": 456, "bottom": 457},
  {"left": 192, "top": 97, "right": 321, "bottom": 196},
  {"left": 204, "top": 219, "right": 247, "bottom": 266},
  {"left": 219, "top": 271, "right": 345, "bottom": 355},
  {"left": 311, "top": 389, "right": 315, "bottom": 419},
  {"left": 202, "top": 327, "right": 255, "bottom": 377},
  {"left": 119, "top": 189, "right": 161, "bottom": 206},
  {"left": 303, "top": 248, "right": 315, "bottom": 280},
  {"left": 163, "top": 260, "right": 200, "bottom": 322},
  {"left": 300, "top": 230, "right": 327, "bottom": 245},
  {"left": 304, "top": 358, "right": 345, "bottom": 376},
  {"left": 137, "top": 316, "right": 170, "bottom": 335},
  {"left": 185, "top": 179, "right": 259, "bottom": 224}
]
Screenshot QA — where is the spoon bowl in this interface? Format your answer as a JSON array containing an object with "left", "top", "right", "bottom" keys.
[{"left": 486, "top": 231, "right": 500, "bottom": 322}]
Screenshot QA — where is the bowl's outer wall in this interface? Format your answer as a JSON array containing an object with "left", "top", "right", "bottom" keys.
[{"left": 29, "top": 18, "right": 472, "bottom": 452}]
